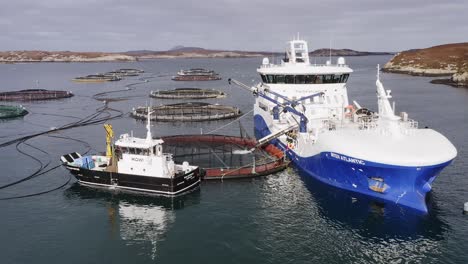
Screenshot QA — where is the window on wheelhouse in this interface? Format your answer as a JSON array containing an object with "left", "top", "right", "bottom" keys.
[
  {"left": 295, "top": 75, "right": 305, "bottom": 84},
  {"left": 275, "top": 75, "right": 285, "bottom": 83},
  {"left": 267, "top": 75, "right": 275, "bottom": 83},
  {"left": 261, "top": 74, "right": 350, "bottom": 84},
  {"left": 323, "top": 75, "right": 333, "bottom": 83},
  {"left": 141, "top": 148, "right": 149, "bottom": 156},
  {"left": 341, "top": 74, "right": 350, "bottom": 83},
  {"left": 285, "top": 75, "right": 294, "bottom": 84},
  {"left": 129, "top": 148, "right": 136, "bottom": 154},
  {"left": 305, "top": 75, "right": 315, "bottom": 84}
]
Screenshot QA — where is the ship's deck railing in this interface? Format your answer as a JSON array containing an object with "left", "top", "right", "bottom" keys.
[
  {"left": 317, "top": 116, "right": 419, "bottom": 136},
  {"left": 399, "top": 119, "right": 419, "bottom": 135},
  {"left": 358, "top": 118, "right": 378, "bottom": 131},
  {"left": 356, "top": 118, "right": 419, "bottom": 135}
]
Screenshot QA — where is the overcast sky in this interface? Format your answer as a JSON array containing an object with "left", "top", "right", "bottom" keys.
[{"left": 1, "top": 0, "right": 467, "bottom": 52}]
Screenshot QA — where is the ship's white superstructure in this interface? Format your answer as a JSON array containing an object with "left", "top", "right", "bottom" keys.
[{"left": 234, "top": 38, "right": 457, "bottom": 213}]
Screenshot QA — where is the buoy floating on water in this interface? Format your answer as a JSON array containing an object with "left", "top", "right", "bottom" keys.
[{"left": 464, "top": 202, "right": 468, "bottom": 214}]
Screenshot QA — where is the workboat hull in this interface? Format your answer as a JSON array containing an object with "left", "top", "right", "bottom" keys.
[
  {"left": 254, "top": 114, "right": 453, "bottom": 213},
  {"left": 64, "top": 165, "right": 201, "bottom": 196}
]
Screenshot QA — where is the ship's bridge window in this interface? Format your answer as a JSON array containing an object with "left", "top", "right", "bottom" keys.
[
  {"left": 275, "top": 75, "right": 285, "bottom": 83},
  {"left": 260, "top": 74, "right": 349, "bottom": 84},
  {"left": 315, "top": 75, "right": 323, "bottom": 84},
  {"left": 129, "top": 148, "right": 137, "bottom": 154},
  {"left": 305, "top": 75, "right": 315, "bottom": 83},
  {"left": 341, "top": 74, "right": 349, "bottom": 83},
  {"left": 323, "top": 75, "right": 333, "bottom": 83},
  {"left": 285, "top": 75, "right": 294, "bottom": 84},
  {"left": 295, "top": 75, "right": 305, "bottom": 84},
  {"left": 141, "top": 148, "right": 149, "bottom": 156},
  {"left": 135, "top": 148, "right": 143, "bottom": 155},
  {"left": 267, "top": 75, "right": 274, "bottom": 83}
]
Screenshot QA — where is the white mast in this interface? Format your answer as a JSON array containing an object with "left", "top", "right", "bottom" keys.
[
  {"left": 375, "top": 64, "right": 401, "bottom": 136},
  {"left": 146, "top": 106, "right": 152, "bottom": 142}
]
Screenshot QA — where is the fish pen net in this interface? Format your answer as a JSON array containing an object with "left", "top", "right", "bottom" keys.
[
  {"left": 150, "top": 88, "right": 225, "bottom": 99},
  {"left": 0, "top": 89, "right": 73, "bottom": 101},
  {"left": 0, "top": 105, "right": 28, "bottom": 119},
  {"left": 131, "top": 102, "right": 241, "bottom": 122},
  {"left": 162, "top": 135, "right": 288, "bottom": 179}
]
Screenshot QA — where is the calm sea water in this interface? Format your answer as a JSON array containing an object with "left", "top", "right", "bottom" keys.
[{"left": 0, "top": 56, "right": 467, "bottom": 264}]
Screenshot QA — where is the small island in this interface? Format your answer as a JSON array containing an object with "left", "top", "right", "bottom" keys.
[{"left": 382, "top": 43, "right": 468, "bottom": 88}]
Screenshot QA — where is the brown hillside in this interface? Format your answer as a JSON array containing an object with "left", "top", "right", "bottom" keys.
[
  {"left": 383, "top": 43, "right": 468, "bottom": 87},
  {"left": 383, "top": 43, "right": 468, "bottom": 75}
]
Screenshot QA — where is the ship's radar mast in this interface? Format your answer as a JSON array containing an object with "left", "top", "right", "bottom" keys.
[{"left": 286, "top": 39, "right": 310, "bottom": 64}]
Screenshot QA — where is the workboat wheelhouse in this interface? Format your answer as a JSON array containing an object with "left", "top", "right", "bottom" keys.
[
  {"left": 230, "top": 38, "right": 457, "bottom": 213},
  {"left": 61, "top": 108, "right": 201, "bottom": 195}
]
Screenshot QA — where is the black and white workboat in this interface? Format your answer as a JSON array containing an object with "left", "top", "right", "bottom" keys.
[{"left": 60, "top": 108, "right": 202, "bottom": 195}]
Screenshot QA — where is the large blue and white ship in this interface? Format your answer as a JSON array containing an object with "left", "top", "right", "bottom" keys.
[{"left": 231, "top": 38, "right": 457, "bottom": 213}]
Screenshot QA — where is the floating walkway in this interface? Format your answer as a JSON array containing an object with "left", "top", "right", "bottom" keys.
[
  {"left": 72, "top": 74, "right": 121, "bottom": 82},
  {"left": 150, "top": 88, "right": 226, "bottom": 99},
  {"left": 172, "top": 75, "right": 221, "bottom": 81},
  {"left": 0, "top": 105, "right": 28, "bottom": 119},
  {"left": 131, "top": 102, "right": 241, "bottom": 122},
  {"left": 0, "top": 89, "right": 74, "bottom": 101},
  {"left": 162, "top": 134, "right": 288, "bottom": 180}
]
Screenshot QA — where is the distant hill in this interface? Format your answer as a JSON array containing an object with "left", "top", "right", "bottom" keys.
[
  {"left": 0, "top": 46, "right": 393, "bottom": 63},
  {"left": 169, "top": 46, "right": 206, "bottom": 52},
  {"left": 124, "top": 50, "right": 158, "bottom": 55},
  {"left": 310, "top": 48, "right": 392, "bottom": 57},
  {"left": 124, "top": 46, "right": 392, "bottom": 59},
  {"left": 383, "top": 42, "right": 468, "bottom": 87}
]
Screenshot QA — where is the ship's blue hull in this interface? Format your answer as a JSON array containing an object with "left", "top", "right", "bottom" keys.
[{"left": 254, "top": 114, "right": 452, "bottom": 213}]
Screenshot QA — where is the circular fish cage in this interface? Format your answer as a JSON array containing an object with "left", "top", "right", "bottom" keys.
[
  {"left": 0, "top": 89, "right": 74, "bottom": 101},
  {"left": 0, "top": 105, "right": 28, "bottom": 119},
  {"left": 150, "top": 88, "right": 226, "bottom": 99},
  {"left": 131, "top": 102, "right": 241, "bottom": 122},
  {"left": 162, "top": 134, "right": 288, "bottom": 180}
]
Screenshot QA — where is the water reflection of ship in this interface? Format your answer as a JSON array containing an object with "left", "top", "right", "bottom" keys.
[
  {"left": 295, "top": 168, "right": 448, "bottom": 239},
  {"left": 65, "top": 184, "right": 200, "bottom": 260}
]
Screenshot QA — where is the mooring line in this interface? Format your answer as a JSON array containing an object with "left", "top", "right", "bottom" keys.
[{"left": 205, "top": 108, "right": 254, "bottom": 135}]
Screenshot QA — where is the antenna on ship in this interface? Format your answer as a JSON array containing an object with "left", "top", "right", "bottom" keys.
[
  {"left": 146, "top": 105, "right": 152, "bottom": 142},
  {"left": 377, "top": 64, "right": 380, "bottom": 80}
]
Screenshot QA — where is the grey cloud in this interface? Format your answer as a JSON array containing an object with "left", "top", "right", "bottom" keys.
[{"left": 1, "top": 0, "right": 467, "bottom": 52}]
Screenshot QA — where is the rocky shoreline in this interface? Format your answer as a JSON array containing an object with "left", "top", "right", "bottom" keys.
[
  {"left": 382, "top": 43, "right": 468, "bottom": 88},
  {"left": 430, "top": 72, "right": 468, "bottom": 88},
  {"left": 0, "top": 51, "right": 137, "bottom": 63}
]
